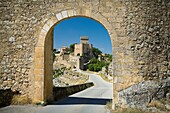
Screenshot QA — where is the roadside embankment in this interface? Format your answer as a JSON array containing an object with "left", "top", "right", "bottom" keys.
[{"left": 53, "top": 82, "right": 94, "bottom": 101}]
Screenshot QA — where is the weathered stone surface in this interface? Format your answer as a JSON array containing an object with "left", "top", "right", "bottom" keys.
[
  {"left": 124, "top": 0, "right": 170, "bottom": 81},
  {"left": 118, "top": 77, "right": 170, "bottom": 110},
  {"left": 0, "top": 0, "right": 169, "bottom": 110}
]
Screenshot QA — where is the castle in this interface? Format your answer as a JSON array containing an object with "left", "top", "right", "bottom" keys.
[
  {"left": 74, "top": 36, "right": 93, "bottom": 57},
  {"left": 54, "top": 36, "right": 94, "bottom": 70}
]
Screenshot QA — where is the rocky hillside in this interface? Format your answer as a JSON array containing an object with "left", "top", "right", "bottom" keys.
[{"left": 53, "top": 63, "right": 88, "bottom": 87}]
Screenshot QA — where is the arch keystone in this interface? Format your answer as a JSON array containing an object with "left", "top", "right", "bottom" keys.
[
  {"left": 67, "top": 10, "right": 74, "bottom": 17},
  {"left": 85, "top": 9, "right": 91, "bottom": 17},
  {"left": 75, "top": 8, "right": 81, "bottom": 15}
]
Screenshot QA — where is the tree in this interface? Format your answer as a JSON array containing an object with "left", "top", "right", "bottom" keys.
[
  {"left": 88, "top": 64, "right": 94, "bottom": 71},
  {"left": 93, "top": 64, "right": 101, "bottom": 72},
  {"left": 69, "top": 43, "right": 77, "bottom": 53},
  {"left": 88, "top": 58, "right": 110, "bottom": 72},
  {"left": 53, "top": 49, "right": 56, "bottom": 52},
  {"left": 92, "top": 47, "right": 102, "bottom": 58},
  {"left": 105, "top": 54, "right": 112, "bottom": 62},
  {"left": 90, "top": 58, "right": 98, "bottom": 64}
]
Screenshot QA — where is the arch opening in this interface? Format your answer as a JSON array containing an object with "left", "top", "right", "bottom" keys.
[{"left": 33, "top": 10, "right": 117, "bottom": 109}]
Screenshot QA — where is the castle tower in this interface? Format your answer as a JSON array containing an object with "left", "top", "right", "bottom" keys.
[
  {"left": 74, "top": 36, "right": 93, "bottom": 56},
  {"left": 80, "top": 36, "right": 88, "bottom": 44}
]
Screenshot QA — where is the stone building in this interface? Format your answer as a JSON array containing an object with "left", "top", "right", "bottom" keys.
[
  {"left": 74, "top": 36, "right": 93, "bottom": 58},
  {"left": 56, "top": 37, "right": 94, "bottom": 70},
  {"left": 73, "top": 36, "right": 94, "bottom": 70},
  {"left": 60, "top": 46, "right": 69, "bottom": 55}
]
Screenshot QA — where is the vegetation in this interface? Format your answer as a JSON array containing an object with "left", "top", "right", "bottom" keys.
[
  {"left": 88, "top": 58, "right": 109, "bottom": 72},
  {"left": 53, "top": 67, "right": 66, "bottom": 78},
  {"left": 53, "top": 49, "right": 57, "bottom": 61},
  {"left": 92, "top": 47, "right": 102, "bottom": 58},
  {"left": 105, "top": 53, "right": 112, "bottom": 62},
  {"left": 69, "top": 43, "right": 77, "bottom": 53},
  {"left": 54, "top": 43, "right": 112, "bottom": 73},
  {"left": 147, "top": 98, "right": 170, "bottom": 112},
  {"left": 99, "top": 73, "right": 112, "bottom": 82},
  {"left": 12, "top": 95, "right": 31, "bottom": 105},
  {"left": 87, "top": 47, "right": 112, "bottom": 72}
]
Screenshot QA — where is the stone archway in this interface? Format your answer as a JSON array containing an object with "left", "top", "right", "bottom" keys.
[
  {"left": 33, "top": 9, "right": 118, "bottom": 106},
  {"left": 0, "top": 0, "right": 168, "bottom": 110}
]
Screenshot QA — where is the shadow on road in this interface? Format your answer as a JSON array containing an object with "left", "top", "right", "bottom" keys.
[{"left": 49, "top": 97, "right": 112, "bottom": 105}]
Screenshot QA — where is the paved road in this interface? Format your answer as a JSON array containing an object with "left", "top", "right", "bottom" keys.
[
  {"left": 37, "top": 72, "right": 113, "bottom": 113},
  {"left": 0, "top": 72, "right": 112, "bottom": 113}
]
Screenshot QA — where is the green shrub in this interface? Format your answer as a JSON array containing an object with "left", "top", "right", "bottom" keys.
[
  {"left": 88, "top": 59, "right": 109, "bottom": 72},
  {"left": 53, "top": 67, "right": 66, "bottom": 78}
]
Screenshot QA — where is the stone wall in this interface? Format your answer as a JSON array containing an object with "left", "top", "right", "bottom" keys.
[
  {"left": 118, "top": 77, "right": 170, "bottom": 112},
  {"left": 112, "top": 0, "right": 170, "bottom": 108},
  {"left": 124, "top": 0, "right": 170, "bottom": 80},
  {"left": 0, "top": 0, "right": 169, "bottom": 109},
  {"left": 53, "top": 82, "right": 94, "bottom": 101}
]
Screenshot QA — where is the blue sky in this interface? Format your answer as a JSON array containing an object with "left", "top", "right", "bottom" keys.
[{"left": 53, "top": 17, "right": 112, "bottom": 54}]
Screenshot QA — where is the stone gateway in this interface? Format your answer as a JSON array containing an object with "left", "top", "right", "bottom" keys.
[{"left": 0, "top": 0, "right": 169, "bottom": 110}]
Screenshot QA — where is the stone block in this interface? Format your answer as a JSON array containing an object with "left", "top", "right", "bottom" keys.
[
  {"left": 51, "top": 17, "right": 59, "bottom": 24},
  {"left": 73, "top": 10, "right": 76, "bottom": 16},
  {"left": 56, "top": 13, "right": 63, "bottom": 21},
  {"left": 34, "top": 73, "right": 43, "bottom": 81},
  {"left": 75, "top": 8, "right": 81, "bottom": 15},
  {"left": 35, "top": 51, "right": 44, "bottom": 58},
  {"left": 67, "top": 10, "right": 74, "bottom": 17},
  {"left": 37, "top": 38, "right": 45, "bottom": 47},
  {"left": 115, "top": 17, "right": 123, "bottom": 22},
  {"left": 8, "top": 36, "right": 15, "bottom": 43},
  {"left": 116, "top": 30, "right": 126, "bottom": 37},
  {"left": 34, "top": 68, "right": 44, "bottom": 76},
  {"left": 61, "top": 11, "right": 68, "bottom": 18},
  {"left": 35, "top": 47, "right": 44, "bottom": 53},
  {"left": 46, "top": 20, "right": 54, "bottom": 28},
  {"left": 114, "top": 22, "right": 121, "bottom": 28},
  {"left": 33, "top": 81, "right": 43, "bottom": 102},
  {"left": 40, "top": 29, "right": 47, "bottom": 38},
  {"left": 85, "top": 9, "right": 91, "bottom": 17},
  {"left": 42, "top": 24, "right": 50, "bottom": 32},
  {"left": 34, "top": 55, "right": 44, "bottom": 62},
  {"left": 79, "top": 8, "right": 87, "bottom": 15},
  {"left": 34, "top": 64, "right": 43, "bottom": 70}
]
